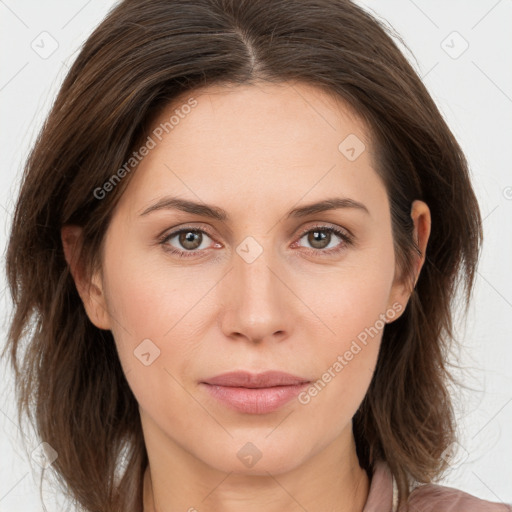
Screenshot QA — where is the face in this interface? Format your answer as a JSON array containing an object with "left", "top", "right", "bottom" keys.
[{"left": 71, "top": 81, "right": 419, "bottom": 476}]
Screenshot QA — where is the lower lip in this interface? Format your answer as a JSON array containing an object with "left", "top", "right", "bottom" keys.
[{"left": 201, "top": 382, "right": 310, "bottom": 414}]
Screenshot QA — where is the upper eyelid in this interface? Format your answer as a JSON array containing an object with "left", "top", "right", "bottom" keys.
[{"left": 296, "top": 223, "right": 352, "bottom": 237}]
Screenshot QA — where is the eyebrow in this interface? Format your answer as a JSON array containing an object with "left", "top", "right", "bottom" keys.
[{"left": 139, "top": 196, "right": 369, "bottom": 220}]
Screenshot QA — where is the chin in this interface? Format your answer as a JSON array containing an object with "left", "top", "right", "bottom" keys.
[{"left": 197, "top": 435, "right": 312, "bottom": 476}]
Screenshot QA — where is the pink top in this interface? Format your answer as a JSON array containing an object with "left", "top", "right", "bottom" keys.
[{"left": 362, "top": 460, "right": 512, "bottom": 512}]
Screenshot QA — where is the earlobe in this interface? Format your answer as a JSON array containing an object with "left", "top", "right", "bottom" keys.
[{"left": 61, "top": 225, "right": 111, "bottom": 331}]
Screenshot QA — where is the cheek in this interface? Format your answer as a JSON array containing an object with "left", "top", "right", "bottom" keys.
[
  {"left": 103, "top": 241, "right": 207, "bottom": 344},
  {"left": 296, "top": 242, "right": 395, "bottom": 412},
  {"left": 304, "top": 242, "right": 395, "bottom": 344},
  {"left": 102, "top": 257, "right": 200, "bottom": 421},
  {"left": 100, "top": 243, "right": 219, "bottom": 405},
  {"left": 296, "top": 283, "right": 388, "bottom": 440}
]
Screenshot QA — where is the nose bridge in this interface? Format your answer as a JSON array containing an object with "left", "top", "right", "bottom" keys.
[
  {"left": 235, "top": 234, "right": 282, "bottom": 309},
  {"left": 221, "top": 234, "right": 290, "bottom": 341}
]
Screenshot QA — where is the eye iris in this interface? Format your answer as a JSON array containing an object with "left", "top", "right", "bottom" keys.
[
  {"left": 179, "top": 230, "right": 202, "bottom": 250},
  {"left": 308, "top": 230, "right": 330, "bottom": 249}
]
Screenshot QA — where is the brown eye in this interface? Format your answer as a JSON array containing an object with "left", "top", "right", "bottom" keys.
[
  {"left": 161, "top": 228, "right": 215, "bottom": 257},
  {"left": 307, "top": 229, "right": 331, "bottom": 249},
  {"left": 295, "top": 225, "right": 353, "bottom": 256},
  {"left": 178, "top": 230, "right": 203, "bottom": 250}
]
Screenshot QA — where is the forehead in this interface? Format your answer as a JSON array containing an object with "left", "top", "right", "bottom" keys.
[
  {"left": 114, "top": 81, "right": 385, "bottom": 221},
  {"left": 162, "top": 80, "right": 369, "bottom": 144}
]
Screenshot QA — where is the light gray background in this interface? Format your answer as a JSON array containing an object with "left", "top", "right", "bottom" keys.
[{"left": 1, "top": 0, "right": 511, "bottom": 510}]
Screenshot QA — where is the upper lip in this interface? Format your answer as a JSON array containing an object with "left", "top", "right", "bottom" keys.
[{"left": 202, "top": 371, "right": 311, "bottom": 388}]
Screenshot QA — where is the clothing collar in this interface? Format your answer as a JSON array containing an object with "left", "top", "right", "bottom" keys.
[{"left": 362, "top": 460, "right": 398, "bottom": 512}]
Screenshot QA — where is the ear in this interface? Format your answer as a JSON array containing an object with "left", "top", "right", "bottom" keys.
[
  {"left": 386, "top": 200, "right": 431, "bottom": 322},
  {"left": 61, "top": 225, "right": 111, "bottom": 330}
]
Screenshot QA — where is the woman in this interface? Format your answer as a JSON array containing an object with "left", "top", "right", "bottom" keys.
[{"left": 3, "top": 0, "right": 510, "bottom": 510}]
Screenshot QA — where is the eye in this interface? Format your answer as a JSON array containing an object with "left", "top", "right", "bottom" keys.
[
  {"left": 158, "top": 223, "right": 354, "bottom": 259},
  {"left": 294, "top": 224, "right": 353, "bottom": 255},
  {"left": 159, "top": 227, "right": 218, "bottom": 258}
]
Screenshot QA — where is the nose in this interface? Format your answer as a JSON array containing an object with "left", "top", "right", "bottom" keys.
[{"left": 218, "top": 238, "right": 295, "bottom": 345}]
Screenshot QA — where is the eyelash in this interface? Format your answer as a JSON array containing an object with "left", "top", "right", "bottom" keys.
[{"left": 158, "top": 223, "right": 354, "bottom": 259}]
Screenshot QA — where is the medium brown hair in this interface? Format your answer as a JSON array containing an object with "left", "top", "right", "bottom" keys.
[{"left": 3, "top": 0, "right": 482, "bottom": 510}]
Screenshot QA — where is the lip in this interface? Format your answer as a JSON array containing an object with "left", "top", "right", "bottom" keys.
[{"left": 200, "top": 371, "right": 311, "bottom": 414}]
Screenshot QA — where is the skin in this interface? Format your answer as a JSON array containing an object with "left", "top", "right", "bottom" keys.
[{"left": 62, "top": 81, "right": 430, "bottom": 512}]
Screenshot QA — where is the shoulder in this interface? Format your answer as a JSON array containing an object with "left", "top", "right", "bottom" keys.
[
  {"left": 407, "top": 482, "right": 512, "bottom": 512},
  {"left": 364, "top": 460, "right": 511, "bottom": 512}
]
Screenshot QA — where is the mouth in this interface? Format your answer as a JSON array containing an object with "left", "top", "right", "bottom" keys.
[{"left": 200, "top": 370, "right": 311, "bottom": 414}]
